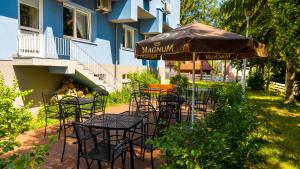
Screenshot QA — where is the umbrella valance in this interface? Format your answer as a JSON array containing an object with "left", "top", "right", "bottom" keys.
[{"left": 135, "top": 22, "right": 267, "bottom": 60}]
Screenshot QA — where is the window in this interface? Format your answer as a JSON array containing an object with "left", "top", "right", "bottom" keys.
[
  {"left": 122, "top": 25, "right": 135, "bottom": 50},
  {"left": 19, "top": 0, "right": 40, "bottom": 31},
  {"left": 63, "top": 5, "right": 91, "bottom": 40}
]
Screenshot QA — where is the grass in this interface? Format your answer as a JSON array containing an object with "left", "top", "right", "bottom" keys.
[{"left": 248, "top": 90, "right": 300, "bottom": 169}]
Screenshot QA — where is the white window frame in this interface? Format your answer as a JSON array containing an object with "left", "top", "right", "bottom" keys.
[
  {"left": 63, "top": 4, "right": 91, "bottom": 41},
  {"left": 18, "top": 0, "right": 43, "bottom": 33},
  {"left": 122, "top": 25, "right": 135, "bottom": 50}
]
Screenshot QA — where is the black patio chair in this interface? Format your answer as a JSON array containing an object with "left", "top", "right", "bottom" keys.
[
  {"left": 59, "top": 95, "right": 81, "bottom": 162},
  {"left": 81, "top": 87, "right": 109, "bottom": 119},
  {"left": 131, "top": 104, "right": 175, "bottom": 169},
  {"left": 72, "top": 122, "right": 128, "bottom": 169},
  {"left": 41, "top": 90, "right": 60, "bottom": 137},
  {"left": 187, "top": 89, "right": 210, "bottom": 122},
  {"left": 128, "top": 91, "right": 151, "bottom": 113},
  {"left": 157, "top": 90, "right": 181, "bottom": 122}
]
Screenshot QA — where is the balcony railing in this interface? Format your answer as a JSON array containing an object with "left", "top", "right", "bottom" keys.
[{"left": 17, "top": 33, "right": 116, "bottom": 88}]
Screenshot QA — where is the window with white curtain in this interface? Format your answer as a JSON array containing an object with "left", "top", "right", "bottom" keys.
[
  {"left": 63, "top": 5, "right": 90, "bottom": 40},
  {"left": 19, "top": 0, "right": 40, "bottom": 31}
]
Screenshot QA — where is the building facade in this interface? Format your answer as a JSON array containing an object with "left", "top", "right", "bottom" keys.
[{"left": 0, "top": 0, "right": 180, "bottom": 107}]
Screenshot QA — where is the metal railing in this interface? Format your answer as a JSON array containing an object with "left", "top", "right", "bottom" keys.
[{"left": 17, "top": 33, "right": 116, "bottom": 88}]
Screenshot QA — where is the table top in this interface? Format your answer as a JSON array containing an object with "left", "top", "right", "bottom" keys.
[
  {"left": 83, "top": 114, "right": 143, "bottom": 130},
  {"left": 61, "top": 97, "right": 94, "bottom": 105},
  {"left": 157, "top": 95, "right": 186, "bottom": 103}
]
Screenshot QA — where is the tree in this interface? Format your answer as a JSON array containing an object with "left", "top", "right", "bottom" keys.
[
  {"left": 220, "top": 0, "right": 300, "bottom": 102},
  {"left": 180, "top": 0, "right": 221, "bottom": 26}
]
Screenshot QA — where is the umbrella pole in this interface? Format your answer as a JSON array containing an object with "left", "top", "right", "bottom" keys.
[{"left": 192, "top": 53, "right": 196, "bottom": 124}]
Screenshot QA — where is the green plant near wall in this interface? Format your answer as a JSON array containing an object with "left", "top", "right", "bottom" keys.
[
  {"left": 0, "top": 74, "right": 49, "bottom": 168},
  {"left": 128, "top": 70, "right": 159, "bottom": 90}
]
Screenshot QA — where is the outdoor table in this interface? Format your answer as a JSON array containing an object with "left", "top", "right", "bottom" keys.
[
  {"left": 60, "top": 97, "right": 94, "bottom": 122},
  {"left": 83, "top": 114, "right": 144, "bottom": 169},
  {"left": 157, "top": 95, "right": 186, "bottom": 122}
]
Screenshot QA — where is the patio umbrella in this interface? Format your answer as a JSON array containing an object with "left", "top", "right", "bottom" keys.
[{"left": 135, "top": 22, "right": 267, "bottom": 123}]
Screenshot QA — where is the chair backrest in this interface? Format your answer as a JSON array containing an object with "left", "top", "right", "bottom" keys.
[
  {"left": 42, "top": 90, "right": 58, "bottom": 106},
  {"left": 73, "top": 122, "right": 120, "bottom": 161},
  {"left": 157, "top": 90, "right": 179, "bottom": 108},
  {"left": 59, "top": 95, "right": 79, "bottom": 119},
  {"left": 197, "top": 90, "right": 210, "bottom": 103},
  {"left": 72, "top": 123, "right": 107, "bottom": 157},
  {"left": 153, "top": 104, "right": 175, "bottom": 137},
  {"left": 136, "top": 102, "right": 156, "bottom": 117},
  {"left": 42, "top": 90, "right": 59, "bottom": 113},
  {"left": 92, "top": 88, "right": 109, "bottom": 113},
  {"left": 129, "top": 91, "right": 151, "bottom": 113}
]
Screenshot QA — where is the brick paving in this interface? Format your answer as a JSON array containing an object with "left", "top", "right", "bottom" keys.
[{"left": 3, "top": 103, "right": 210, "bottom": 169}]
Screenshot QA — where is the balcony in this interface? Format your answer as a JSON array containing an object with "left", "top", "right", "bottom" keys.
[{"left": 16, "top": 33, "right": 116, "bottom": 89}]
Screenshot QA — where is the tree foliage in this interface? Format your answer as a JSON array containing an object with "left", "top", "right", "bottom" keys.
[
  {"left": 180, "top": 0, "right": 221, "bottom": 25},
  {"left": 220, "top": 0, "right": 300, "bottom": 101}
]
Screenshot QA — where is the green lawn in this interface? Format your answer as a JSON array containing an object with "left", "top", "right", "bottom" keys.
[{"left": 248, "top": 91, "right": 300, "bottom": 169}]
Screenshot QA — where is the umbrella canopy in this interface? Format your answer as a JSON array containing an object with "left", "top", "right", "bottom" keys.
[
  {"left": 135, "top": 22, "right": 267, "bottom": 124},
  {"left": 135, "top": 22, "right": 267, "bottom": 60}
]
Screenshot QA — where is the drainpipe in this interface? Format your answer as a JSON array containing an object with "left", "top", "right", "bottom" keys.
[{"left": 114, "top": 23, "right": 118, "bottom": 88}]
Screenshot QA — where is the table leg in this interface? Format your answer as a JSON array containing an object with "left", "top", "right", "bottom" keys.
[{"left": 129, "top": 139, "right": 135, "bottom": 169}]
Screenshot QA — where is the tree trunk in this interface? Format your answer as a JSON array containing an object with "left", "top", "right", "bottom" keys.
[
  {"left": 223, "top": 60, "right": 227, "bottom": 82},
  {"left": 285, "top": 60, "right": 296, "bottom": 102}
]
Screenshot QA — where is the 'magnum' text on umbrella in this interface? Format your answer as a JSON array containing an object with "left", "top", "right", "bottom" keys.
[{"left": 135, "top": 22, "right": 267, "bottom": 124}]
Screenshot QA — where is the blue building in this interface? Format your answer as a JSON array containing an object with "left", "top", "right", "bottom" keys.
[{"left": 0, "top": 0, "right": 180, "bottom": 107}]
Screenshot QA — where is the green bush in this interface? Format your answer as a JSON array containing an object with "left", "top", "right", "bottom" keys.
[
  {"left": 0, "top": 76, "right": 32, "bottom": 154},
  {"left": 0, "top": 74, "right": 49, "bottom": 168},
  {"left": 214, "top": 83, "right": 244, "bottom": 108},
  {"left": 170, "top": 74, "right": 189, "bottom": 93},
  {"left": 150, "top": 83, "right": 259, "bottom": 168},
  {"left": 248, "top": 71, "right": 265, "bottom": 91},
  {"left": 106, "top": 87, "right": 131, "bottom": 106},
  {"left": 128, "top": 70, "right": 159, "bottom": 90}
]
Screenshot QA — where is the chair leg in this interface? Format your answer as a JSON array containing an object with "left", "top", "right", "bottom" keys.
[
  {"left": 44, "top": 117, "right": 48, "bottom": 138},
  {"left": 110, "top": 161, "right": 114, "bottom": 169},
  {"left": 76, "top": 150, "right": 80, "bottom": 169},
  {"left": 61, "top": 124, "right": 67, "bottom": 162},
  {"left": 151, "top": 149, "right": 154, "bottom": 169},
  {"left": 97, "top": 161, "right": 102, "bottom": 169},
  {"left": 122, "top": 151, "right": 126, "bottom": 169}
]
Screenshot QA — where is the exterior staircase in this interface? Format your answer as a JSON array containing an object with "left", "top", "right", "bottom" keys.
[{"left": 15, "top": 33, "right": 117, "bottom": 92}]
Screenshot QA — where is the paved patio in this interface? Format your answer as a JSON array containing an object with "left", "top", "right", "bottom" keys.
[{"left": 3, "top": 103, "right": 209, "bottom": 169}]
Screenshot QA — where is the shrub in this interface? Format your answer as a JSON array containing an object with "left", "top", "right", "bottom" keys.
[
  {"left": 248, "top": 71, "right": 265, "bottom": 91},
  {"left": 106, "top": 87, "right": 131, "bottom": 106},
  {"left": 0, "top": 74, "right": 49, "bottom": 168},
  {"left": 0, "top": 75, "right": 32, "bottom": 154},
  {"left": 214, "top": 82, "right": 244, "bottom": 108},
  {"left": 151, "top": 83, "right": 259, "bottom": 168},
  {"left": 128, "top": 70, "right": 159, "bottom": 90},
  {"left": 170, "top": 74, "right": 189, "bottom": 93}
]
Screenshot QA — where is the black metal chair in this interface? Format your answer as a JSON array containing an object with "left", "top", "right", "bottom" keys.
[
  {"left": 157, "top": 90, "right": 181, "bottom": 122},
  {"left": 81, "top": 87, "right": 109, "bottom": 119},
  {"left": 128, "top": 91, "right": 152, "bottom": 114},
  {"left": 187, "top": 89, "right": 210, "bottom": 122},
  {"left": 131, "top": 104, "right": 175, "bottom": 169},
  {"left": 59, "top": 95, "right": 81, "bottom": 162},
  {"left": 72, "top": 122, "right": 128, "bottom": 169},
  {"left": 41, "top": 90, "right": 61, "bottom": 137}
]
